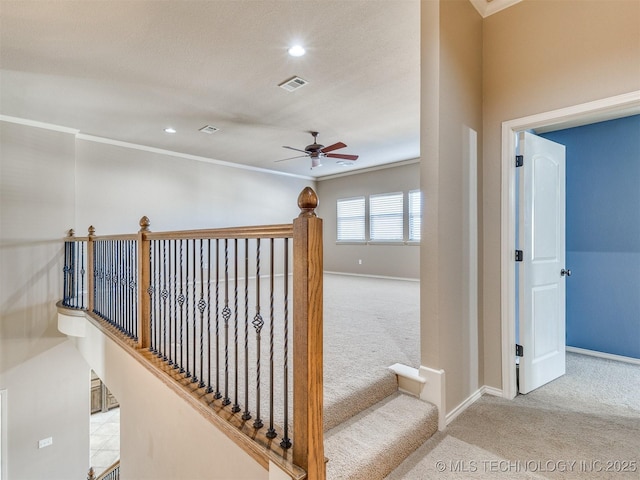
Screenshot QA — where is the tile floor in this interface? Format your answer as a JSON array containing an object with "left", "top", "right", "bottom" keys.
[{"left": 90, "top": 407, "right": 120, "bottom": 475}]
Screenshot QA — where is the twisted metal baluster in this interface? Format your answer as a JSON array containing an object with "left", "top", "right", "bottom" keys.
[
  {"left": 185, "top": 239, "right": 192, "bottom": 379},
  {"left": 80, "top": 241, "right": 86, "bottom": 310},
  {"left": 161, "top": 240, "right": 169, "bottom": 360},
  {"left": 171, "top": 239, "right": 178, "bottom": 368},
  {"left": 198, "top": 239, "right": 206, "bottom": 388},
  {"left": 206, "top": 239, "right": 213, "bottom": 393},
  {"left": 178, "top": 240, "right": 185, "bottom": 373},
  {"left": 214, "top": 239, "right": 221, "bottom": 399},
  {"left": 242, "top": 238, "right": 251, "bottom": 421},
  {"left": 148, "top": 241, "right": 155, "bottom": 352},
  {"left": 62, "top": 241, "right": 69, "bottom": 306},
  {"left": 252, "top": 238, "right": 264, "bottom": 429},
  {"left": 232, "top": 238, "right": 241, "bottom": 413},
  {"left": 222, "top": 239, "right": 231, "bottom": 406},
  {"left": 281, "top": 238, "right": 292, "bottom": 449},
  {"left": 129, "top": 241, "right": 138, "bottom": 341},
  {"left": 266, "top": 238, "right": 276, "bottom": 439},
  {"left": 190, "top": 238, "right": 197, "bottom": 382}
]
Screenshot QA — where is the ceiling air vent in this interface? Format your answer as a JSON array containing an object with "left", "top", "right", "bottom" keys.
[
  {"left": 278, "top": 76, "right": 309, "bottom": 92},
  {"left": 199, "top": 125, "right": 219, "bottom": 134}
]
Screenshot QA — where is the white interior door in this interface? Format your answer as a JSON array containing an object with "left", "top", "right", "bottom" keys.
[{"left": 518, "top": 131, "right": 566, "bottom": 394}]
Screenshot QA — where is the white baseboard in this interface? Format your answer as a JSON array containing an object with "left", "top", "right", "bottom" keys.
[
  {"left": 445, "top": 388, "right": 483, "bottom": 426},
  {"left": 324, "top": 271, "right": 419, "bottom": 282},
  {"left": 444, "top": 385, "right": 503, "bottom": 426},
  {"left": 566, "top": 346, "right": 640, "bottom": 365}
]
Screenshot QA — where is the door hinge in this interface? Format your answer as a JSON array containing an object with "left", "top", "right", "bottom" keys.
[
  {"left": 516, "top": 155, "right": 524, "bottom": 167},
  {"left": 515, "top": 250, "right": 523, "bottom": 262},
  {"left": 516, "top": 344, "right": 524, "bottom": 357}
]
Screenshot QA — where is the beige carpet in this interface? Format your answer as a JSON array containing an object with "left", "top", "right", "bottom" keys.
[
  {"left": 323, "top": 273, "right": 420, "bottom": 430},
  {"left": 388, "top": 353, "right": 640, "bottom": 479}
]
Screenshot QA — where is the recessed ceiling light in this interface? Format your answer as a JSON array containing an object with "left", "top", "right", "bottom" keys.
[
  {"left": 164, "top": 127, "right": 176, "bottom": 134},
  {"left": 336, "top": 161, "right": 353, "bottom": 167},
  {"left": 288, "top": 45, "right": 306, "bottom": 57}
]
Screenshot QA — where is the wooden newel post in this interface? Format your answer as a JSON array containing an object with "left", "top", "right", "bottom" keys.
[
  {"left": 87, "top": 226, "right": 96, "bottom": 312},
  {"left": 292, "top": 187, "right": 325, "bottom": 480},
  {"left": 137, "top": 216, "right": 151, "bottom": 349}
]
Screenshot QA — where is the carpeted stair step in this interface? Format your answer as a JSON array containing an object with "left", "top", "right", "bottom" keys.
[
  {"left": 324, "top": 392, "right": 439, "bottom": 480},
  {"left": 324, "top": 369, "right": 399, "bottom": 431}
]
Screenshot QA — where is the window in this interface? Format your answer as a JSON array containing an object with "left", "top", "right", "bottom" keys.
[
  {"left": 408, "top": 189, "right": 422, "bottom": 241},
  {"left": 337, "top": 196, "right": 365, "bottom": 241},
  {"left": 369, "top": 192, "right": 404, "bottom": 241}
]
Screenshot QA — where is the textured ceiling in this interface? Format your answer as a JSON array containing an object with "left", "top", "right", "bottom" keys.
[{"left": 0, "top": 0, "right": 423, "bottom": 179}]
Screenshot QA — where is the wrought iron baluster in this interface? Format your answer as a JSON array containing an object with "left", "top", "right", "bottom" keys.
[
  {"left": 222, "top": 239, "right": 231, "bottom": 406},
  {"left": 73, "top": 241, "right": 79, "bottom": 308},
  {"left": 206, "top": 239, "right": 213, "bottom": 393},
  {"left": 171, "top": 239, "right": 178, "bottom": 368},
  {"left": 185, "top": 239, "right": 192, "bottom": 379},
  {"left": 148, "top": 241, "right": 155, "bottom": 352},
  {"left": 80, "top": 241, "right": 86, "bottom": 309},
  {"left": 162, "top": 240, "right": 169, "bottom": 360},
  {"left": 178, "top": 239, "right": 185, "bottom": 373},
  {"left": 242, "top": 238, "right": 251, "bottom": 421},
  {"left": 281, "top": 238, "right": 291, "bottom": 449},
  {"left": 266, "top": 238, "right": 276, "bottom": 439},
  {"left": 232, "top": 238, "right": 240, "bottom": 413},
  {"left": 63, "top": 242, "right": 69, "bottom": 305},
  {"left": 198, "top": 239, "right": 206, "bottom": 388},
  {"left": 253, "top": 238, "right": 264, "bottom": 430},
  {"left": 118, "top": 241, "right": 124, "bottom": 332},
  {"left": 133, "top": 240, "right": 139, "bottom": 341},
  {"left": 214, "top": 239, "right": 221, "bottom": 399},
  {"left": 191, "top": 238, "right": 197, "bottom": 383}
]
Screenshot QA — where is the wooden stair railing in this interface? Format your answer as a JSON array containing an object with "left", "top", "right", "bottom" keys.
[
  {"left": 87, "top": 460, "right": 120, "bottom": 480},
  {"left": 63, "top": 187, "right": 324, "bottom": 480}
]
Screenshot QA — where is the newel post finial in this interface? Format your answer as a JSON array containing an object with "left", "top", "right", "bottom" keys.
[
  {"left": 67, "top": 229, "right": 75, "bottom": 238},
  {"left": 297, "top": 186, "right": 318, "bottom": 218},
  {"left": 88, "top": 225, "right": 96, "bottom": 237},
  {"left": 139, "top": 216, "right": 150, "bottom": 232}
]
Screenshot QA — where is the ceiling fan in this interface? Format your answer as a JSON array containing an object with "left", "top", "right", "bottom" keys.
[{"left": 277, "top": 131, "right": 359, "bottom": 168}]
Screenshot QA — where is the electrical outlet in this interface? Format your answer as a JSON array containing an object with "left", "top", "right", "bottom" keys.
[
  {"left": 38, "top": 437, "right": 53, "bottom": 449},
  {"left": 358, "top": 259, "right": 362, "bottom": 265}
]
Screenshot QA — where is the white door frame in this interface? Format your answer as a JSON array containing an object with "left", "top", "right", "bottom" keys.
[{"left": 500, "top": 90, "right": 640, "bottom": 399}]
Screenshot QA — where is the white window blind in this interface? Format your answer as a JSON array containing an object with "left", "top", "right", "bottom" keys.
[
  {"left": 337, "top": 197, "right": 365, "bottom": 241},
  {"left": 369, "top": 192, "right": 404, "bottom": 241},
  {"left": 409, "top": 189, "right": 422, "bottom": 241}
]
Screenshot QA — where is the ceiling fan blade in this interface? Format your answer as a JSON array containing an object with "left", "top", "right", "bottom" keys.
[
  {"left": 326, "top": 153, "right": 359, "bottom": 161},
  {"left": 275, "top": 155, "right": 308, "bottom": 163},
  {"left": 321, "top": 142, "right": 347, "bottom": 153},
  {"left": 282, "top": 145, "right": 309, "bottom": 154}
]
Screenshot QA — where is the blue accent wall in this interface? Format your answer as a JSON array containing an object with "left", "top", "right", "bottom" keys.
[{"left": 541, "top": 115, "right": 640, "bottom": 359}]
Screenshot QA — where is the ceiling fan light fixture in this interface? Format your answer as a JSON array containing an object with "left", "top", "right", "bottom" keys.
[{"left": 311, "top": 156, "right": 322, "bottom": 168}]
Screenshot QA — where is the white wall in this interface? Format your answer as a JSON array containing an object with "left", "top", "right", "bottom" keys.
[
  {"left": 72, "top": 318, "right": 268, "bottom": 480},
  {"left": 74, "top": 139, "right": 313, "bottom": 235},
  {"left": 0, "top": 122, "right": 90, "bottom": 479}
]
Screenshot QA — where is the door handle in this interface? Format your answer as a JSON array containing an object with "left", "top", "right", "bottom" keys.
[{"left": 561, "top": 268, "right": 571, "bottom": 277}]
